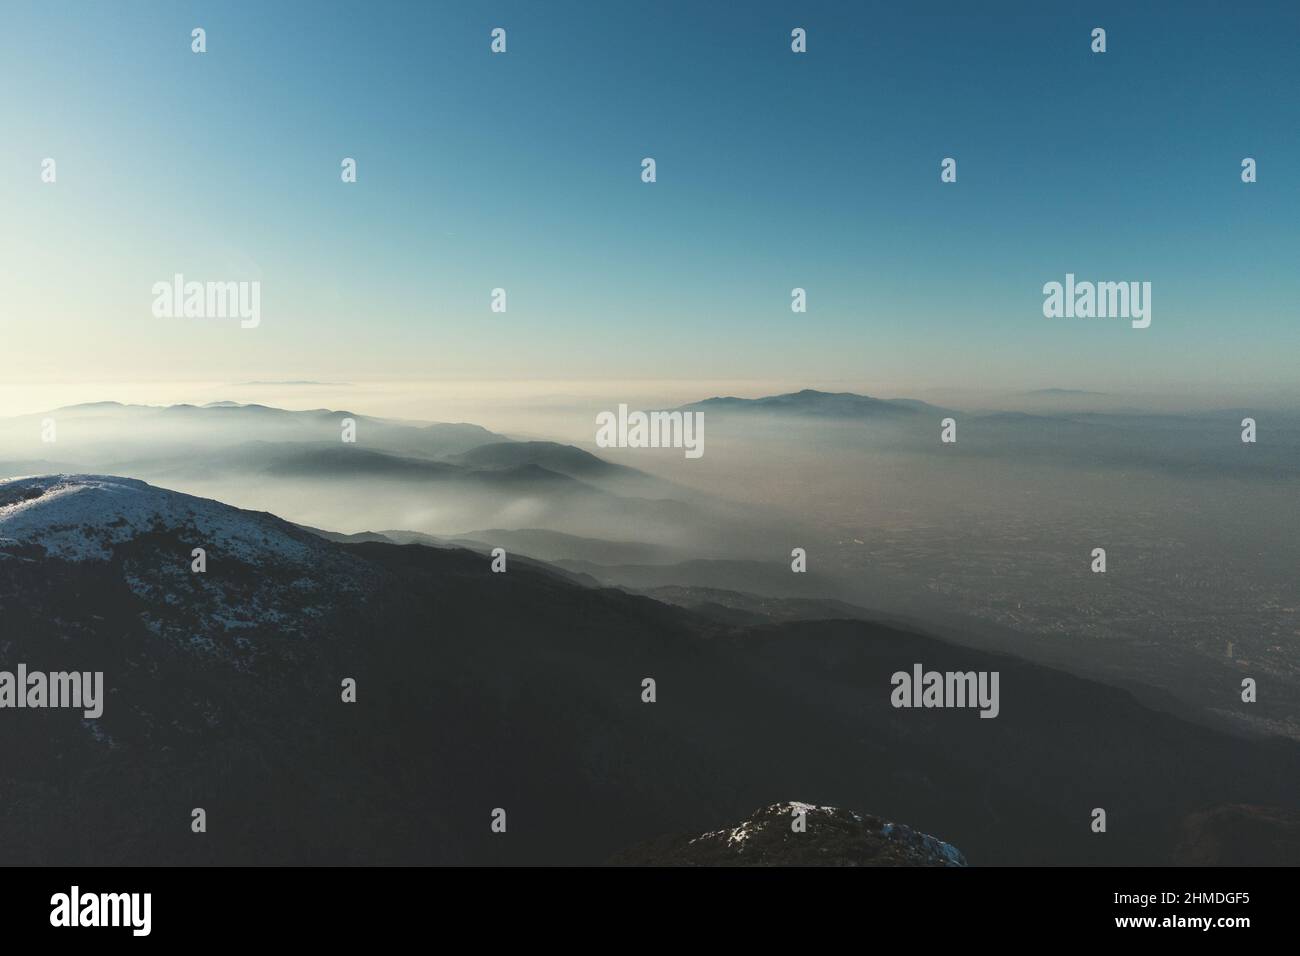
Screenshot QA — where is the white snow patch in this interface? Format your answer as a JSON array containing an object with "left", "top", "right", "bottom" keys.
[{"left": 0, "top": 475, "right": 321, "bottom": 564}]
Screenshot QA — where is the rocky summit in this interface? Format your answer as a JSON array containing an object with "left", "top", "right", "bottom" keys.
[{"left": 612, "top": 802, "right": 968, "bottom": 866}]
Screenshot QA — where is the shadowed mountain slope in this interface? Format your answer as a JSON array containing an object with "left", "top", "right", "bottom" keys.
[{"left": 1, "top": 476, "right": 1296, "bottom": 865}]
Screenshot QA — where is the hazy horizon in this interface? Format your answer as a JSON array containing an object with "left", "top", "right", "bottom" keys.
[
  {"left": 5, "top": 382, "right": 1295, "bottom": 741},
  {"left": 4, "top": 377, "right": 1299, "bottom": 426}
]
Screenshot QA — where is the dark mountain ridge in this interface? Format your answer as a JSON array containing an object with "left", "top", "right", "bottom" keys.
[{"left": 1, "top": 476, "right": 1295, "bottom": 865}]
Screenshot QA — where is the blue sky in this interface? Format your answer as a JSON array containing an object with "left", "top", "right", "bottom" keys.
[{"left": 1, "top": 0, "right": 1297, "bottom": 396}]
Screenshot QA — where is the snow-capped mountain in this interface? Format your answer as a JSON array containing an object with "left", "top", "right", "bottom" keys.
[
  {"left": 613, "top": 801, "right": 968, "bottom": 866},
  {"left": 1, "top": 475, "right": 1297, "bottom": 866},
  {"left": 0, "top": 474, "right": 334, "bottom": 564},
  {"left": 1, "top": 475, "right": 374, "bottom": 671}
]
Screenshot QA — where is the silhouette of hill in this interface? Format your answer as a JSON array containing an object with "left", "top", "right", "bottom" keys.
[
  {"left": 1, "top": 475, "right": 1297, "bottom": 865},
  {"left": 678, "top": 388, "right": 943, "bottom": 418}
]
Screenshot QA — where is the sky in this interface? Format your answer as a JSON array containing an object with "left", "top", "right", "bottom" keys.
[{"left": 1, "top": 0, "right": 1297, "bottom": 410}]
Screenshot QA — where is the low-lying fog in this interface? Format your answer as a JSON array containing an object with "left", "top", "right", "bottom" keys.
[{"left": 2, "top": 380, "right": 1296, "bottom": 739}]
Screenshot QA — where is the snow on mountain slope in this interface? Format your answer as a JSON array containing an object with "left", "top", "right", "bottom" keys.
[
  {"left": 0, "top": 475, "right": 377, "bottom": 665},
  {"left": 0, "top": 474, "right": 328, "bottom": 564},
  {"left": 612, "top": 801, "right": 969, "bottom": 866}
]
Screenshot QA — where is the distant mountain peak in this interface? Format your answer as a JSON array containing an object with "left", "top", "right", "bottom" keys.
[
  {"left": 54, "top": 400, "right": 127, "bottom": 411},
  {"left": 679, "top": 388, "right": 939, "bottom": 417}
]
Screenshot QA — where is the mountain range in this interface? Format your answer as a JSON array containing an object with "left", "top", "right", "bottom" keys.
[
  {"left": 2, "top": 474, "right": 1296, "bottom": 865},
  {"left": 678, "top": 388, "right": 944, "bottom": 418},
  {"left": 0, "top": 400, "right": 715, "bottom": 545}
]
